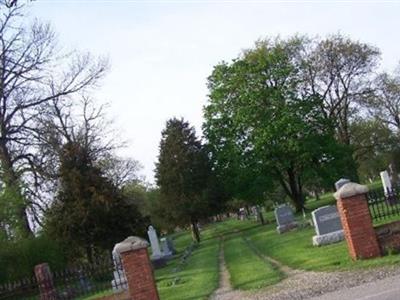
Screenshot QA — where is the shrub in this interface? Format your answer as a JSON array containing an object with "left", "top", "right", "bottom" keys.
[{"left": 0, "top": 236, "right": 66, "bottom": 283}]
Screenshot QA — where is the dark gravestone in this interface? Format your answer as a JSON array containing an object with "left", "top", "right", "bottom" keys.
[
  {"left": 312, "top": 205, "right": 342, "bottom": 235},
  {"left": 166, "top": 237, "right": 176, "bottom": 254},
  {"left": 274, "top": 205, "right": 297, "bottom": 234},
  {"left": 275, "top": 205, "right": 295, "bottom": 226},
  {"left": 312, "top": 205, "right": 344, "bottom": 246}
]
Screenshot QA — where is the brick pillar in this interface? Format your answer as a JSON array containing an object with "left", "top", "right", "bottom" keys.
[
  {"left": 114, "top": 236, "right": 159, "bottom": 300},
  {"left": 334, "top": 182, "right": 381, "bottom": 260},
  {"left": 34, "top": 263, "right": 58, "bottom": 300}
]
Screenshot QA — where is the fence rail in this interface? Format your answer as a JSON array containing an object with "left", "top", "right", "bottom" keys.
[
  {"left": 0, "top": 259, "right": 127, "bottom": 300},
  {"left": 367, "top": 187, "right": 400, "bottom": 221},
  {"left": 0, "top": 276, "right": 38, "bottom": 300}
]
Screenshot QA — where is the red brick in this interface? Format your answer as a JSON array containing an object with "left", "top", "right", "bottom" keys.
[
  {"left": 34, "top": 263, "right": 58, "bottom": 300},
  {"left": 120, "top": 247, "right": 159, "bottom": 300},
  {"left": 337, "top": 192, "right": 381, "bottom": 260}
]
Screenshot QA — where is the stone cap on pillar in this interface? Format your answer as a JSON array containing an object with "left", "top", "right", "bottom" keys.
[
  {"left": 334, "top": 182, "right": 369, "bottom": 200},
  {"left": 114, "top": 236, "right": 149, "bottom": 255}
]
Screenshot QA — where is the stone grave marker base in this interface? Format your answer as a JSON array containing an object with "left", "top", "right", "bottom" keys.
[
  {"left": 276, "top": 221, "right": 298, "bottom": 234},
  {"left": 312, "top": 229, "right": 344, "bottom": 246},
  {"left": 151, "top": 257, "right": 167, "bottom": 269}
]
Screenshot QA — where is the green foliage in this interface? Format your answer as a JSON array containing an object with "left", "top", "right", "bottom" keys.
[
  {"left": 204, "top": 37, "right": 348, "bottom": 211},
  {"left": 0, "top": 236, "right": 66, "bottom": 283},
  {"left": 351, "top": 119, "right": 396, "bottom": 181},
  {"left": 44, "top": 142, "right": 145, "bottom": 262},
  {"left": 0, "top": 185, "right": 26, "bottom": 240},
  {"left": 156, "top": 223, "right": 220, "bottom": 300},
  {"left": 122, "top": 182, "right": 150, "bottom": 216},
  {"left": 155, "top": 118, "right": 215, "bottom": 241},
  {"left": 224, "top": 236, "right": 282, "bottom": 290}
]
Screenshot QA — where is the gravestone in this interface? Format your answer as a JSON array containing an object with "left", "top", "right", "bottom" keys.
[
  {"left": 111, "top": 244, "right": 128, "bottom": 292},
  {"left": 274, "top": 204, "right": 298, "bottom": 234},
  {"left": 147, "top": 225, "right": 162, "bottom": 259},
  {"left": 160, "top": 237, "right": 173, "bottom": 258},
  {"left": 380, "top": 170, "right": 392, "bottom": 194},
  {"left": 335, "top": 178, "right": 350, "bottom": 191},
  {"left": 252, "top": 206, "right": 261, "bottom": 221},
  {"left": 166, "top": 237, "right": 176, "bottom": 254},
  {"left": 311, "top": 205, "right": 344, "bottom": 246},
  {"left": 239, "top": 207, "right": 246, "bottom": 220}
]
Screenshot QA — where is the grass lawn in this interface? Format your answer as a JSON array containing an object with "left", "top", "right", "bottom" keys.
[
  {"left": 77, "top": 290, "right": 114, "bottom": 300},
  {"left": 81, "top": 180, "right": 396, "bottom": 300},
  {"left": 224, "top": 234, "right": 283, "bottom": 290},
  {"left": 155, "top": 224, "right": 221, "bottom": 300},
  {"left": 80, "top": 215, "right": 400, "bottom": 300},
  {"left": 245, "top": 220, "right": 400, "bottom": 271}
]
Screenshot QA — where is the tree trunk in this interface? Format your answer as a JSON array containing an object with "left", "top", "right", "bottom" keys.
[
  {"left": 258, "top": 210, "right": 265, "bottom": 225},
  {"left": 314, "top": 190, "right": 320, "bottom": 201},
  {"left": 18, "top": 206, "right": 32, "bottom": 238},
  {"left": 287, "top": 168, "right": 305, "bottom": 213},
  {"left": 0, "top": 142, "right": 33, "bottom": 238},
  {"left": 191, "top": 219, "right": 200, "bottom": 243},
  {"left": 275, "top": 167, "right": 305, "bottom": 213}
]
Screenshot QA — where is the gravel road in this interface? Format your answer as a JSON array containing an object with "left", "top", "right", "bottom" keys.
[
  {"left": 210, "top": 249, "right": 400, "bottom": 300},
  {"left": 309, "top": 273, "right": 400, "bottom": 300}
]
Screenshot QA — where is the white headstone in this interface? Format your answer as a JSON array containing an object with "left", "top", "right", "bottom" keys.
[
  {"left": 380, "top": 170, "right": 392, "bottom": 194},
  {"left": 160, "top": 237, "right": 172, "bottom": 257},
  {"left": 147, "top": 225, "right": 162, "bottom": 259}
]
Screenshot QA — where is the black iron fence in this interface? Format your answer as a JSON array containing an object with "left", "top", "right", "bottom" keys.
[
  {"left": 0, "top": 259, "right": 127, "bottom": 300},
  {"left": 367, "top": 188, "right": 400, "bottom": 221},
  {"left": 0, "top": 276, "right": 38, "bottom": 300}
]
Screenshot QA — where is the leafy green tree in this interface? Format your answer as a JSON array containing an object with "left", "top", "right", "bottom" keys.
[
  {"left": 204, "top": 37, "right": 348, "bottom": 212},
  {"left": 155, "top": 118, "right": 211, "bottom": 242},
  {"left": 351, "top": 119, "right": 396, "bottom": 182},
  {"left": 45, "top": 141, "right": 145, "bottom": 263},
  {"left": 361, "top": 67, "right": 400, "bottom": 184}
]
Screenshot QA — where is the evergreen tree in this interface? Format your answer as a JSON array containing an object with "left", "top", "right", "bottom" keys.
[
  {"left": 45, "top": 142, "right": 145, "bottom": 263},
  {"left": 155, "top": 118, "right": 211, "bottom": 243}
]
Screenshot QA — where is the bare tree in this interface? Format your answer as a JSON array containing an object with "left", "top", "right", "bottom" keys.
[
  {"left": 366, "top": 68, "right": 400, "bottom": 131},
  {"left": 3, "top": 0, "right": 35, "bottom": 8},
  {"left": 303, "top": 34, "right": 380, "bottom": 145},
  {"left": 99, "top": 155, "right": 142, "bottom": 189},
  {"left": 0, "top": 3, "right": 108, "bottom": 237},
  {"left": 37, "top": 95, "right": 141, "bottom": 214},
  {"left": 362, "top": 65, "right": 400, "bottom": 186}
]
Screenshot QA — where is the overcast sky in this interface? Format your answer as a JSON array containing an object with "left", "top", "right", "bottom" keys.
[{"left": 29, "top": 0, "right": 400, "bottom": 183}]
